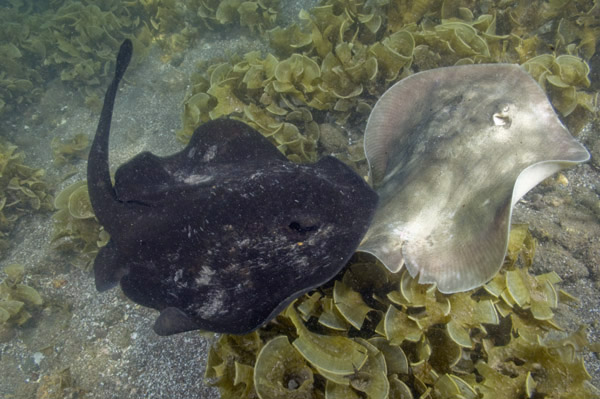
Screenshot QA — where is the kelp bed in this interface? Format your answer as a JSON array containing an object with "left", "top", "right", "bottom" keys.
[
  {"left": 0, "top": 141, "right": 52, "bottom": 250},
  {"left": 0, "top": 0, "right": 599, "bottom": 397},
  {"left": 0, "top": 263, "right": 43, "bottom": 331},
  {"left": 205, "top": 227, "right": 600, "bottom": 399},
  {"left": 1, "top": 0, "right": 598, "bottom": 163},
  {"left": 47, "top": 0, "right": 600, "bottom": 269},
  {"left": 176, "top": 0, "right": 599, "bottom": 165}
]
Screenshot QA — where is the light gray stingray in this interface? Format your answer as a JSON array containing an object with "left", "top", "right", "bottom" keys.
[{"left": 358, "top": 64, "right": 590, "bottom": 294}]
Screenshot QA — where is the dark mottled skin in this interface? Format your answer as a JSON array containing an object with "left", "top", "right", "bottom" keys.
[{"left": 87, "top": 40, "right": 378, "bottom": 335}]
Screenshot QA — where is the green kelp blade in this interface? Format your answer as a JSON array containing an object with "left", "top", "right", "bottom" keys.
[
  {"left": 368, "top": 337, "right": 409, "bottom": 375},
  {"left": 434, "top": 373, "right": 477, "bottom": 399},
  {"left": 318, "top": 297, "right": 350, "bottom": 331},
  {"left": 254, "top": 335, "right": 314, "bottom": 399},
  {"left": 325, "top": 381, "right": 361, "bottom": 399},
  {"left": 473, "top": 299, "right": 499, "bottom": 326},
  {"left": 0, "top": 300, "right": 25, "bottom": 317},
  {"left": 68, "top": 185, "right": 95, "bottom": 219},
  {"left": 287, "top": 306, "right": 368, "bottom": 374},
  {"left": 505, "top": 269, "right": 531, "bottom": 308},
  {"left": 434, "top": 374, "right": 461, "bottom": 397},
  {"left": 333, "top": 280, "right": 373, "bottom": 330},
  {"left": 446, "top": 320, "right": 472, "bottom": 349},
  {"left": 297, "top": 292, "right": 322, "bottom": 320},
  {"left": 449, "top": 375, "right": 478, "bottom": 399},
  {"left": 351, "top": 338, "right": 390, "bottom": 399},
  {"left": 54, "top": 180, "right": 87, "bottom": 210},
  {"left": 233, "top": 361, "right": 255, "bottom": 398},
  {"left": 383, "top": 305, "right": 422, "bottom": 345},
  {"left": 316, "top": 366, "right": 352, "bottom": 386},
  {"left": 0, "top": 307, "right": 10, "bottom": 323},
  {"left": 388, "top": 375, "right": 413, "bottom": 399},
  {"left": 3, "top": 264, "right": 25, "bottom": 284},
  {"left": 12, "top": 284, "right": 43, "bottom": 306}
]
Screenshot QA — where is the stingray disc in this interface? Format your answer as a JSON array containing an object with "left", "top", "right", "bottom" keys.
[
  {"left": 358, "top": 63, "right": 590, "bottom": 293},
  {"left": 88, "top": 40, "right": 378, "bottom": 335}
]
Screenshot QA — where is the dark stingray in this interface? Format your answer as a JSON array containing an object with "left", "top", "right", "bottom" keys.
[{"left": 87, "top": 40, "right": 377, "bottom": 335}]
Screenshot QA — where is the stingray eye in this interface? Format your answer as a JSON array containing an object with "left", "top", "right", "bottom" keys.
[
  {"left": 492, "top": 105, "right": 512, "bottom": 128},
  {"left": 288, "top": 221, "right": 319, "bottom": 234}
]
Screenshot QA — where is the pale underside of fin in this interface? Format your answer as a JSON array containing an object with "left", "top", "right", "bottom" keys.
[{"left": 358, "top": 64, "right": 590, "bottom": 293}]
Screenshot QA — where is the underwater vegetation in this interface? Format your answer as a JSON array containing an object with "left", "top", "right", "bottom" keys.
[
  {"left": 51, "top": 180, "right": 108, "bottom": 271},
  {"left": 0, "top": 0, "right": 595, "bottom": 397},
  {"left": 35, "top": 367, "right": 86, "bottom": 399},
  {"left": 48, "top": 135, "right": 99, "bottom": 272},
  {"left": 142, "top": 0, "right": 280, "bottom": 54},
  {"left": 0, "top": 263, "right": 43, "bottom": 335},
  {"left": 522, "top": 53, "right": 596, "bottom": 117},
  {"left": 2, "top": 0, "right": 597, "bottom": 158},
  {"left": 205, "top": 226, "right": 600, "bottom": 399},
  {"left": 190, "top": 0, "right": 280, "bottom": 33},
  {"left": 0, "top": 0, "right": 151, "bottom": 116},
  {"left": 0, "top": 0, "right": 283, "bottom": 115},
  {"left": 0, "top": 140, "right": 52, "bottom": 251},
  {"left": 50, "top": 133, "right": 89, "bottom": 166},
  {"left": 178, "top": 0, "right": 599, "bottom": 164}
]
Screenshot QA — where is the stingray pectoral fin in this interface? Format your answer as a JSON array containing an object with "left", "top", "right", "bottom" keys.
[
  {"left": 403, "top": 203, "right": 512, "bottom": 294},
  {"left": 114, "top": 152, "right": 175, "bottom": 204},
  {"left": 512, "top": 156, "right": 590, "bottom": 207},
  {"left": 358, "top": 234, "right": 405, "bottom": 273},
  {"left": 94, "top": 240, "right": 126, "bottom": 292},
  {"left": 154, "top": 307, "right": 201, "bottom": 336}
]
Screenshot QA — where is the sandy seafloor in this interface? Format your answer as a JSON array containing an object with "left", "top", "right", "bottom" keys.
[{"left": 1, "top": 2, "right": 600, "bottom": 398}]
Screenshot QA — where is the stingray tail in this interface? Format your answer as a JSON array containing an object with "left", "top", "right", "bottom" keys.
[{"left": 87, "top": 39, "right": 133, "bottom": 228}]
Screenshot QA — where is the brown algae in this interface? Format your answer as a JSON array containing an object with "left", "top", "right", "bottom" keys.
[{"left": 205, "top": 227, "right": 600, "bottom": 399}]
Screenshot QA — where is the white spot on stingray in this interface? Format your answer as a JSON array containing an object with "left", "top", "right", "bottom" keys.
[
  {"left": 203, "top": 145, "right": 218, "bottom": 162},
  {"left": 173, "top": 269, "right": 188, "bottom": 288},
  {"left": 194, "top": 265, "right": 216, "bottom": 286},
  {"left": 195, "top": 290, "right": 227, "bottom": 318},
  {"left": 183, "top": 174, "right": 213, "bottom": 185},
  {"left": 174, "top": 269, "right": 183, "bottom": 282},
  {"left": 250, "top": 171, "right": 263, "bottom": 179}
]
